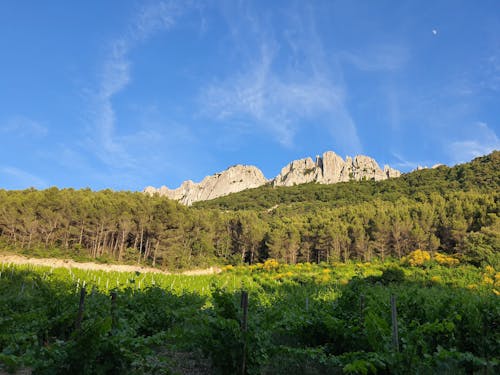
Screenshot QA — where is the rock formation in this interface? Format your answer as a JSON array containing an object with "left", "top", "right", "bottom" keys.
[
  {"left": 144, "top": 165, "right": 268, "bottom": 206},
  {"left": 144, "top": 151, "right": 401, "bottom": 205},
  {"left": 273, "top": 151, "right": 401, "bottom": 186}
]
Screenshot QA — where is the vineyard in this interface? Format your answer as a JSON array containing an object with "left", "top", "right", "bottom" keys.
[{"left": 1, "top": 254, "right": 499, "bottom": 374}]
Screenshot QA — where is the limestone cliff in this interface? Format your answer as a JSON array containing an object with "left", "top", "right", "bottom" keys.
[
  {"left": 273, "top": 151, "right": 401, "bottom": 186},
  {"left": 144, "top": 165, "right": 268, "bottom": 205},
  {"left": 144, "top": 151, "right": 401, "bottom": 205}
]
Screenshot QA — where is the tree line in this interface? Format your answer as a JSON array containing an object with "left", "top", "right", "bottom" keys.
[{"left": 0, "top": 152, "right": 498, "bottom": 269}]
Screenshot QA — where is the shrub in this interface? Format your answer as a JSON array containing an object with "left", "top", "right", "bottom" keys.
[
  {"left": 261, "top": 259, "right": 280, "bottom": 271},
  {"left": 434, "top": 252, "right": 459, "bottom": 267},
  {"left": 379, "top": 267, "right": 405, "bottom": 284},
  {"left": 403, "top": 250, "right": 431, "bottom": 267}
]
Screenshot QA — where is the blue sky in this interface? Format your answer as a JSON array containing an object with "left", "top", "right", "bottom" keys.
[{"left": 1, "top": 0, "right": 499, "bottom": 191}]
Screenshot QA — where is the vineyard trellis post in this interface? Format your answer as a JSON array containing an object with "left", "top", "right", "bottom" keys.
[
  {"left": 111, "top": 291, "right": 117, "bottom": 332},
  {"left": 240, "top": 290, "right": 249, "bottom": 375},
  {"left": 390, "top": 294, "right": 399, "bottom": 352},
  {"left": 75, "top": 286, "right": 86, "bottom": 330},
  {"left": 360, "top": 294, "right": 366, "bottom": 335}
]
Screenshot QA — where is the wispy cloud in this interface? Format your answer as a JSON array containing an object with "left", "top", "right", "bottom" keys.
[
  {"left": 443, "top": 50, "right": 500, "bottom": 97},
  {"left": 0, "top": 166, "right": 47, "bottom": 189},
  {"left": 200, "top": 45, "right": 342, "bottom": 145},
  {"left": 87, "top": 1, "right": 189, "bottom": 168},
  {"left": 481, "top": 53, "right": 500, "bottom": 92},
  {"left": 200, "top": 47, "right": 359, "bottom": 149},
  {"left": 0, "top": 116, "right": 48, "bottom": 137},
  {"left": 199, "top": 5, "right": 361, "bottom": 152},
  {"left": 447, "top": 122, "right": 499, "bottom": 163},
  {"left": 339, "top": 44, "right": 410, "bottom": 72}
]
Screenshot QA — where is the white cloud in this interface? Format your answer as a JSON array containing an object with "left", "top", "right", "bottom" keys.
[
  {"left": 0, "top": 166, "right": 47, "bottom": 189},
  {"left": 448, "top": 122, "right": 500, "bottom": 163},
  {"left": 199, "top": 41, "right": 361, "bottom": 151},
  {"left": 87, "top": 1, "right": 190, "bottom": 168},
  {"left": 134, "top": 1, "right": 183, "bottom": 40},
  {"left": 0, "top": 116, "right": 48, "bottom": 137},
  {"left": 481, "top": 53, "right": 500, "bottom": 92},
  {"left": 340, "top": 44, "right": 409, "bottom": 72}
]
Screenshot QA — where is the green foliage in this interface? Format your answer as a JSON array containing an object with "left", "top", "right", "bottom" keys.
[
  {"left": 0, "top": 261, "right": 499, "bottom": 374},
  {"left": 379, "top": 266, "right": 406, "bottom": 285}
]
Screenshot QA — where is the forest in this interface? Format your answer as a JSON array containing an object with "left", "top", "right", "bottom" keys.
[{"left": 0, "top": 151, "right": 498, "bottom": 269}]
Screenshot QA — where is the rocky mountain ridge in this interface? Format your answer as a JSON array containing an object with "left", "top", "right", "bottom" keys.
[{"left": 144, "top": 151, "right": 401, "bottom": 205}]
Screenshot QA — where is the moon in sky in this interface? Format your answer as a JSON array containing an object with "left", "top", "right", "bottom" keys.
[{"left": 432, "top": 29, "right": 438, "bottom": 35}]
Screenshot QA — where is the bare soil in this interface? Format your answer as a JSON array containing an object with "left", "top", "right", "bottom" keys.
[{"left": 0, "top": 254, "right": 221, "bottom": 275}]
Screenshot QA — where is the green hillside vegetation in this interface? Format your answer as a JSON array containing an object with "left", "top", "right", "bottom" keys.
[{"left": 0, "top": 152, "right": 498, "bottom": 269}]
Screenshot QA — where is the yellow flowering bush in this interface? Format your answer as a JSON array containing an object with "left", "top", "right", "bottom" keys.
[
  {"left": 302, "top": 262, "right": 313, "bottom": 270},
  {"left": 482, "top": 275, "right": 494, "bottom": 285},
  {"left": 431, "top": 275, "right": 442, "bottom": 284},
  {"left": 403, "top": 249, "right": 431, "bottom": 267},
  {"left": 222, "top": 264, "right": 234, "bottom": 272},
  {"left": 318, "top": 273, "right": 331, "bottom": 284},
  {"left": 262, "top": 258, "right": 280, "bottom": 271},
  {"left": 485, "top": 265, "right": 495, "bottom": 274},
  {"left": 434, "top": 252, "right": 459, "bottom": 267},
  {"left": 273, "top": 271, "right": 293, "bottom": 280}
]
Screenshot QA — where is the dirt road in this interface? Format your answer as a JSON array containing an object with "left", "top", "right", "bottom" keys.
[{"left": 0, "top": 254, "right": 221, "bottom": 275}]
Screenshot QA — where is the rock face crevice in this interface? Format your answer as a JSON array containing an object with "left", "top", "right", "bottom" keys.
[{"left": 144, "top": 151, "right": 401, "bottom": 205}]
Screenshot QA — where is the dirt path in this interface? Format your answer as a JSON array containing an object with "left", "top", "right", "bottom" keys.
[{"left": 0, "top": 254, "right": 221, "bottom": 275}]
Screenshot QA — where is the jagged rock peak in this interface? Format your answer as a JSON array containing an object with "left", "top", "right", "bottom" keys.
[
  {"left": 273, "top": 151, "right": 401, "bottom": 187},
  {"left": 144, "top": 151, "right": 401, "bottom": 205},
  {"left": 144, "top": 165, "right": 268, "bottom": 205}
]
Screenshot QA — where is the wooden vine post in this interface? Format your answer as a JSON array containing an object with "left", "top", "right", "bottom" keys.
[
  {"left": 111, "top": 291, "right": 117, "bottom": 332},
  {"left": 360, "top": 294, "right": 365, "bottom": 320},
  {"left": 391, "top": 294, "right": 399, "bottom": 352},
  {"left": 75, "top": 286, "right": 86, "bottom": 330},
  {"left": 240, "top": 291, "right": 249, "bottom": 375}
]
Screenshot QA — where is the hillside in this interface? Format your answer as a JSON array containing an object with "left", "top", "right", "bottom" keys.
[
  {"left": 194, "top": 151, "right": 500, "bottom": 210},
  {"left": 0, "top": 151, "right": 498, "bottom": 269}
]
